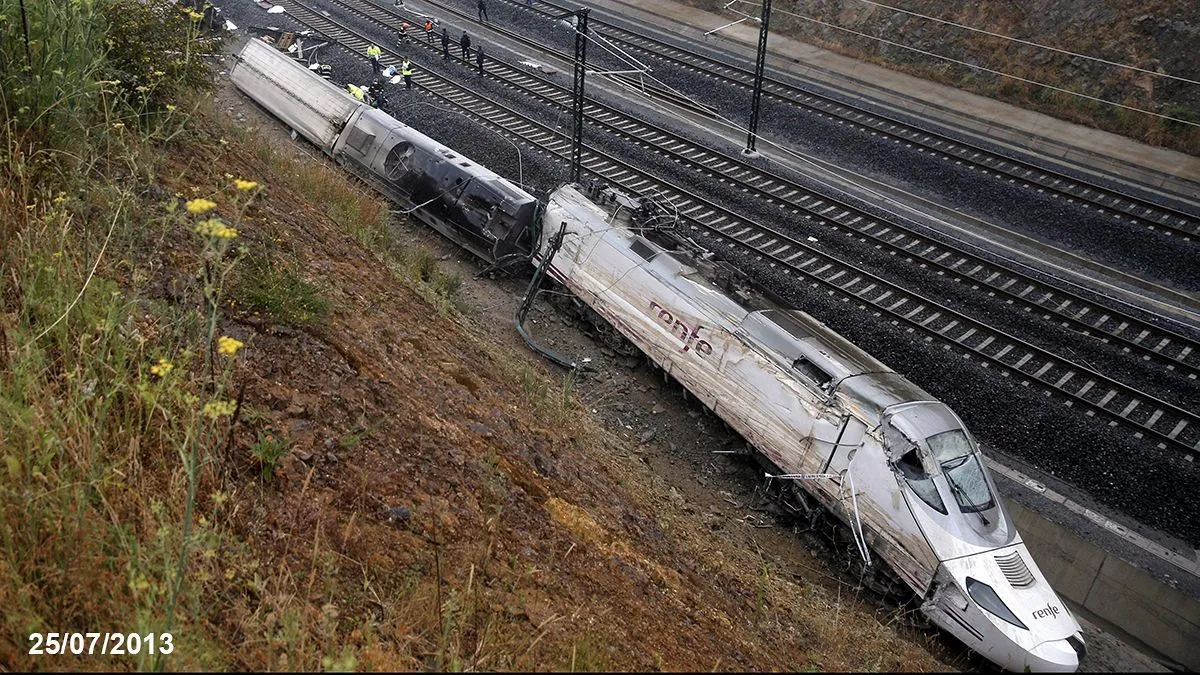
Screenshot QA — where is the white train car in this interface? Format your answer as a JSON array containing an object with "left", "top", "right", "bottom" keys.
[
  {"left": 231, "top": 38, "right": 539, "bottom": 262},
  {"left": 534, "top": 184, "right": 1086, "bottom": 672}
]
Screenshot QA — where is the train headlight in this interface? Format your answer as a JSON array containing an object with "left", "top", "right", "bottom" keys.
[{"left": 966, "top": 577, "right": 1028, "bottom": 630}]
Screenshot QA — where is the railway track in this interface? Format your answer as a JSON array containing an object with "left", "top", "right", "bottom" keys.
[
  {"left": 259, "top": 0, "right": 1200, "bottom": 462},
  {"left": 328, "top": 0, "right": 1200, "bottom": 392},
  {"left": 465, "top": 0, "right": 1200, "bottom": 244},
  {"left": 305, "top": 0, "right": 1200, "bottom": 403}
]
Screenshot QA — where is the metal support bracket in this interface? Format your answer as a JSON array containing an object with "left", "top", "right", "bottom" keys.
[{"left": 514, "top": 221, "right": 583, "bottom": 370}]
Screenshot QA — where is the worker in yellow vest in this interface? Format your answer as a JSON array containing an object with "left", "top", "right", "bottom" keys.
[
  {"left": 365, "top": 44, "right": 383, "bottom": 74},
  {"left": 401, "top": 59, "right": 414, "bottom": 90},
  {"left": 347, "top": 83, "right": 366, "bottom": 101}
]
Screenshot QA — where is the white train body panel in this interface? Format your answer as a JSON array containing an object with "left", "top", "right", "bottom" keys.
[
  {"left": 231, "top": 38, "right": 361, "bottom": 153},
  {"left": 538, "top": 185, "right": 1085, "bottom": 672}
]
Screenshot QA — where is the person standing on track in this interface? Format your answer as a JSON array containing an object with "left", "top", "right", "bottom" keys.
[
  {"left": 475, "top": 45, "right": 484, "bottom": 76},
  {"left": 365, "top": 44, "right": 382, "bottom": 74},
  {"left": 401, "top": 59, "right": 414, "bottom": 90},
  {"left": 424, "top": 19, "right": 434, "bottom": 44},
  {"left": 477, "top": 0, "right": 488, "bottom": 22},
  {"left": 397, "top": 21, "right": 409, "bottom": 45},
  {"left": 459, "top": 31, "right": 471, "bottom": 63},
  {"left": 441, "top": 27, "right": 450, "bottom": 60}
]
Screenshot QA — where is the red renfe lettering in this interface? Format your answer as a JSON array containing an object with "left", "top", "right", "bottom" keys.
[{"left": 648, "top": 299, "right": 711, "bottom": 357}]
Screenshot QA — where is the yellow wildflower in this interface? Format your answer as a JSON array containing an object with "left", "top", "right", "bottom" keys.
[
  {"left": 216, "top": 225, "right": 239, "bottom": 239},
  {"left": 217, "top": 335, "right": 244, "bottom": 356},
  {"left": 234, "top": 179, "right": 259, "bottom": 191},
  {"left": 165, "top": 104, "right": 177, "bottom": 112},
  {"left": 150, "top": 358, "right": 174, "bottom": 377},
  {"left": 193, "top": 218, "right": 224, "bottom": 236},
  {"left": 202, "top": 400, "right": 237, "bottom": 419},
  {"left": 186, "top": 198, "right": 217, "bottom": 214}
]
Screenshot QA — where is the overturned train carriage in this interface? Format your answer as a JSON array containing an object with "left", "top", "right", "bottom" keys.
[
  {"left": 230, "top": 38, "right": 538, "bottom": 262},
  {"left": 535, "top": 184, "right": 1086, "bottom": 672}
]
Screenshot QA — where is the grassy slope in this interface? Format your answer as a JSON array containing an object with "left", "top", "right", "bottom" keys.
[{"left": 0, "top": 18, "right": 952, "bottom": 668}]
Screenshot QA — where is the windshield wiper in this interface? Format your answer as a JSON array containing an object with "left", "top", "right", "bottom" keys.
[{"left": 943, "top": 464, "right": 990, "bottom": 526}]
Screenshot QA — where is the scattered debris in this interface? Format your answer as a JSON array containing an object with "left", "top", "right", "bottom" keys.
[
  {"left": 518, "top": 59, "right": 558, "bottom": 75},
  {"left": 386, "top": 504, "right": 412, "bottom": 525}
]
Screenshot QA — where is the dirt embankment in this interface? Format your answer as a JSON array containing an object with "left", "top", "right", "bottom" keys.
[
  {"left": 683, "top": 0, "right": 1200, "bottom": 154},
  {"left": 154, "top": 88, "right": 955, "bottom": 670}
]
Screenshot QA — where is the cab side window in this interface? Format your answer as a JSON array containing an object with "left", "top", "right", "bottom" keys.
[{"left": 886, "top": 422, "right": 946, "bottom": 514}]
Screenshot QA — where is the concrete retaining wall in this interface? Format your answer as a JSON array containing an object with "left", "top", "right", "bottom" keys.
[{"left": 1009, "top": 500, "right": 1200, "bottom": 670}]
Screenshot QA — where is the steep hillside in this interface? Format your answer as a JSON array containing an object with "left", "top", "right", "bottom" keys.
[{"left": 686, "top": 0, "right": 1200, "bottom": 155}]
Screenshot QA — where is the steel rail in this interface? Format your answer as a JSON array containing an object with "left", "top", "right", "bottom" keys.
[{"left": 488, "top": 0, "right": 1200, "bottom": 243}]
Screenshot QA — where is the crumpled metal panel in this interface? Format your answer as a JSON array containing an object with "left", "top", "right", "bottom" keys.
[{"left": 231, "top": 39, "right": 361, "bottom": 153}]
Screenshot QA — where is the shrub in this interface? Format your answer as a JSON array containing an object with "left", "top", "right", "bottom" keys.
[{"left": 100, "top": 0, "right": 225, "bottom": 115}]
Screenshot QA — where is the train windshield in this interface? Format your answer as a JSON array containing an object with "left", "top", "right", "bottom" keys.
[{"left": 928, "top": 430, "right": 994, "bottom": 513}]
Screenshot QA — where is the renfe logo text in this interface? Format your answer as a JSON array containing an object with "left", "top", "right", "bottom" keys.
[
  {"left": 1031, "top": 603, "right": 1061, "bottom": 621},
  {"left": 649, "top": 300, "right": 713, "bottom": 356}
]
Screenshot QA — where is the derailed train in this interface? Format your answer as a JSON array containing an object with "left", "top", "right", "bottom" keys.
[
  {"left": 232, "top": 38, "right": 538, "bottom": 262},
  {"left": 231, "top": 38, "right": 1086, "bottom": 671}
]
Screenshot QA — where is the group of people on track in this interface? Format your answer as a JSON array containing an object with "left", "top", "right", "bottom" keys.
[{"left": 355, "top": 1, "right": 493, "bottom": 107}]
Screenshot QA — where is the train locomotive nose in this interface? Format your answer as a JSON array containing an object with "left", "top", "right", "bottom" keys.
[
  {"left": 924, "top": 545, "right": 1085, "bottom": 672},
  {"left": 1026, "top": 634, "right": 1085, "bottom": 672}
]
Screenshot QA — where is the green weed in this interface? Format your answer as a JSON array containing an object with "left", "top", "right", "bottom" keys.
[
  {"left": 249, "top": 431, "right": 289, "bottom": 482},
  {"left": 234, "top": 257, "right": 330, "bottom": 326}
]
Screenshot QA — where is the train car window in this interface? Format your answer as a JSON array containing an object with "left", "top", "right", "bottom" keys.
[
  {"left": 791, "top": 356, "right": 832, "bottom": 389},
  {"left": 382, "top": 141, "right": 415, "bottom": 181},
  {"left": 629, "top": 237, "right": 658, "bottom": 261},
  {"left": 928, "top": 430, "right": 995, "bottom": 513},
  {"left": 344, "top": 126, "right": 375, "bottom": 156}
]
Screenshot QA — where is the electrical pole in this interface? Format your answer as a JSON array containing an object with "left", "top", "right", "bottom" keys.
[
  {"left": 744, "top": 0, "right": 772, "bottom": 155},
  {"left": 565, "top": 9, "right": 590, "bottom": 183}
]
